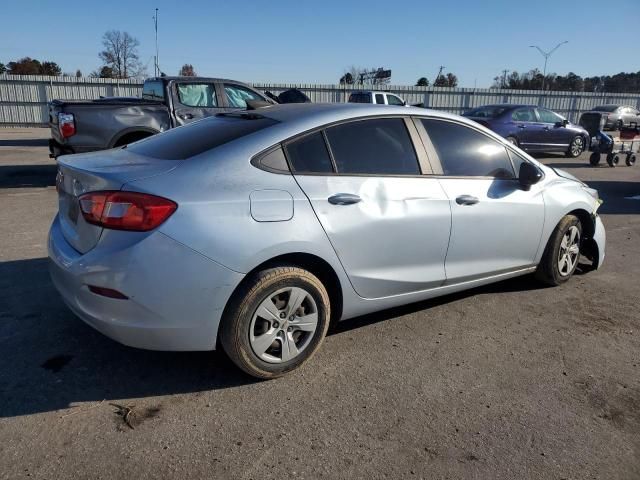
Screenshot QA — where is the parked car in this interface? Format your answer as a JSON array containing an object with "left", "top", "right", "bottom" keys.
[
  {"left": 48, "top": 76, "right": 275, "bottom": 158},
  {"left": 49, "top": 104, "right": 605, "bottom": 379},
  {"left": 348, "top": 91, "right": 407, "bottom": 106},
  {"left": 589, "top": 105, "right": 640, "bottom": 130},
  {"left": 462, "top": 104, "right": 589, "bottom": 157}
]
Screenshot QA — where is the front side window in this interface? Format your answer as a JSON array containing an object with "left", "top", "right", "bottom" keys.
[
  {"left": 224, "top": 84, "right": 264, "bottom": 109},
  {"left": 386, "top": 95, "right": 404, "bottom": 106},
  {"left": 537, "top": 109, "right": 563, "bottom": 124},
  {"left": 325, "top": 118, "right": 420, "bottom": 175},
  {"left": 421, "top": 119, "right": 514, "bottom": 178},
  {"left": 375, "top": 94, "right": 385, "bottom": 104},
  {"left": 285, "top": 132, "right": 334, "bottom": 174},
  {"left": 177, "top": 83, "right": 217, "bottom": 107},
  {"left": 511, "top": 108, "right": 535, "bottom": 122}
]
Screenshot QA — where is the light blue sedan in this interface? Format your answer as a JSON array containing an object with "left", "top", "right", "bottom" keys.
[{"left": 49, "top": 104, "right": 605, "bottom": 378}]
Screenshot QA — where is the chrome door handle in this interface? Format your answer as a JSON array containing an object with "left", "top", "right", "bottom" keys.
[
  {"left": 456, "top": 195, "right": 479, "bottom": 206},
  {"left": 328, "top": 193, "right": 361, "bottom": 205}
]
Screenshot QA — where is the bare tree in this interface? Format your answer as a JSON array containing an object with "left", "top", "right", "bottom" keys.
[
  {"left": 179, "top": 64, "right": 197, "bottom": 76},
  {"left": 98, "top": 30, "right": 144, "bottom": 79}
]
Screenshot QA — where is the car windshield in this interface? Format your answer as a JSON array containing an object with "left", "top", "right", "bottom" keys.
[
  {"left": 126, "top": 115, "right": 278, "bottom": 160},
  {"left": 593, "top": 105, "right": 619, "bottom": 112},
  {"left": 463, "top": 106, "right": 508, "bottom": 118}
]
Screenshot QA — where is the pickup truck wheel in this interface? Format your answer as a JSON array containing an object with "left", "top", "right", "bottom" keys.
[{"left": 114, "top": 132, "right": 153, "bottom": 147}]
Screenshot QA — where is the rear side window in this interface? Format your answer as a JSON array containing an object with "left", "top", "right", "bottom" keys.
[
  {"left": 142, "top": 80, "right": 165, "bottom": 101},
  {"left": 127, "top": 116, "right": 278, "bottom": 160},
  {"left": 285, "top": 132, "right": 334, "bottom": 173},
  {"left": 326, "top": 118, "right": 420, "bottom": 175},
  {"left": 421, "top": 119, "right": 514, "bottom": 178},
  {"left": 349, "top": 93, "right": 371, "bottom": 103},
  {"left": 375, "top": 94, "right": 385, "bottom": 104},
  {"left": 177, "top": 83, "right": 217, "bottom": 107},
  {"left": 511, "top": 108, "right": 535, "bottom": 122}
]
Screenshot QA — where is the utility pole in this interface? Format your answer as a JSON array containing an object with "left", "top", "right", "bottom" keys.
[
  {"left": 153, "top": 8, "right": 159, "bottom": 77},
  {"left": 501, "top": 69, "right": 509, "bottom": 88},
  {"left": 529, "top": 41, "right": 568, "bottom": 92},
  {"left": 434, "top": 66, "right": 445, "bottom": 85}
]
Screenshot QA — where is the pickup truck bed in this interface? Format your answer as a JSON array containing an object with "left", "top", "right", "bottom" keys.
[{"left": 48, "top": 98, "right": 170, "bottom": 157}]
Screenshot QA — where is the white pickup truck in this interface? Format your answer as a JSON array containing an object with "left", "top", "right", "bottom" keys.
[{"left": 348, "top": 91, "right": 408, "bottom": 106}]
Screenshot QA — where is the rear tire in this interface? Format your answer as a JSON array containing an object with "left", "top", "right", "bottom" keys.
[
  {"left": 506, "top": 136, "right": 519, "bottom": 147},
  {"left": 589, "top": 152, "right": 600, "bottom": 166},
  {"left": 535, "top": 215, "right": 582, "bottom": 286},
  {"left": 606, "top": 153, "right": 616, "bottom": 167},
  {"left": 219, "top": 266, "right": 330, "bottom": 379}
]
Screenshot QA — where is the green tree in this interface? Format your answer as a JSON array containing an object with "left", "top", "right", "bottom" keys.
[
  {"left": 416, "top": 77, "right": 429, "bottom": 87},
  {"left": 0, "top": 62, "right": 6, "bottom": 75}
]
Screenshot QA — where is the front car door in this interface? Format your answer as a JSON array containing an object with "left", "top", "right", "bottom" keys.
[
  {"left": 223, "top": 83, "right": 268, "bottom": 110},
  {"left": 416, "top": 118, "right": 545, "bottom": 283},
  {"left": 535, "top": 108, "right": 572, "bottom": 149},
  {"left": 172, "top": 81, "right": 224, "bottom": 125},
  {"left": 286, "top": 117, "right": 452, "bottom": 299}
]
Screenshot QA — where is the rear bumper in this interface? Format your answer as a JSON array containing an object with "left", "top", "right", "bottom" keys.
[{"left": 48, "top": 215, "right": 244, "bottom": 351}]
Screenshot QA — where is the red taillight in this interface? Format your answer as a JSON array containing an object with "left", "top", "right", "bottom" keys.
[
  {"left": 78, "top": 191, "right": 177, "bottom": 231},
  {"left": 58, "top": 113, "right": 75, "bottom": 138}
]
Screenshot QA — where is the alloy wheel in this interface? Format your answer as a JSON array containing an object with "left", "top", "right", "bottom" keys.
[
  {"left": 249, "top": 287, "right": 319, "bottom": 363},
  {"left": 570, "top": 137, "right": 584, "bottom": 157},
  {"left": 558, "top": 225, "right": 580, "bottom": 276}
]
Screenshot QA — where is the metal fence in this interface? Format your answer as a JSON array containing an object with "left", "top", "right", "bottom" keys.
[{"left": 2, "top": 74, "right": 640, "bottom": 127}]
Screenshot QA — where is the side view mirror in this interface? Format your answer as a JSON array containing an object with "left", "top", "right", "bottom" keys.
[
  {"left": 519, "top": 162, "right": 543, "bottom": 190},
  {"left": 555, "top": 119, "right": 569, "bottom": 127}
]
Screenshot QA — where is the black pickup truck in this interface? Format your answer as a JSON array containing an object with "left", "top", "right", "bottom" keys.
[{"left": 48, "top": 76, "right": 308, "bottom": 158}]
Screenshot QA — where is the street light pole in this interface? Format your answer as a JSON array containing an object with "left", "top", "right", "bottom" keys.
[
  {"left": 529, "top": 41, "right": 568, "bottom": 92},
  {"left": 153, "top": 8, "right": 159, "bottom": 77}
]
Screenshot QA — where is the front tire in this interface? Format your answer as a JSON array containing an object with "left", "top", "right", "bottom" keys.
[
  {"left": 535, "top": 215, "right": 582, "bottom": 286},
  {"left": 220, "top": 266, "right": 330, "bottom": 379},
  {"left": 565, "top": 136, "right": 585, "bottom": 158}
]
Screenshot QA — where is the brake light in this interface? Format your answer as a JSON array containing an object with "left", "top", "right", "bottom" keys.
[
  {"left": 58, "top": 113, "right": 75, "bottom": 138},
  {"left": 78, "top": 191, "right": 177, "bottom": 231}
]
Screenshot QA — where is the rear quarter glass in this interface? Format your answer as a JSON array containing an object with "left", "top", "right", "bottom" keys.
[{"left": 127, "top": 116, "right": 279, "bottom": 160}]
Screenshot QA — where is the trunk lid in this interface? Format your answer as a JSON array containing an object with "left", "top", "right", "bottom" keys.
[{"left": 56, "top": 148, "right": 180, "bottom": 253}]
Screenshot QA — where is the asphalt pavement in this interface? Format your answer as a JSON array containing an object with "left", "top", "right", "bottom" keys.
[{"left": 0, "top": 129, "right": 638, "bottom": 479}]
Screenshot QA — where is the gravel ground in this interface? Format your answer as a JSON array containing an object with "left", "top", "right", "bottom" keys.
[{"left": 0, "top": 129, "right": 638, "bottom": 479}]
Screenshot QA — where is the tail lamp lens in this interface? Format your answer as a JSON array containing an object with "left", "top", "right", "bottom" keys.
[
  {"left": 78, "top": 191, "right": 177, "bottom": 231},
  {"left": 58, "top": 113, "right": 76, "bottom": 138}
]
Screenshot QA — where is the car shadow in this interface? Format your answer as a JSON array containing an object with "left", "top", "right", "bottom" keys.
[
  {"left": 0, "top": 165, "right": 57, "bottom": 188},
  {"left": 0, "top": 138, "right": 49, "bottom": 147},
  {"left": 581, "top": 181, "right": 640, "bottom": 215},
  {"left": 0, "top": 256, "right": 566, "bottom": 418}
]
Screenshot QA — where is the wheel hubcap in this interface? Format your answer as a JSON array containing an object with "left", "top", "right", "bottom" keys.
[
  {"left": 571, "top": 137, "right": 584, "bottom": 156},
  {"left": 249, "top": 287, "right": 318, "bottom": 364},
  {"left": 558, "top": 226, "right": 580, "bottom": 276}
]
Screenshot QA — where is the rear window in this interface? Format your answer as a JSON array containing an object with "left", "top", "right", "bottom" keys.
[
  {"left": 463, "top": 106, "right": 508, "bottom": 118},
  {"left": 142, "top": 80, "right": 165, "bottom": 101},
  {"left": 127, "top": 115, "right": 278, "bottom": 160},
  {"left": 593, "top": 105, "right": 619, "bottom": 112}
]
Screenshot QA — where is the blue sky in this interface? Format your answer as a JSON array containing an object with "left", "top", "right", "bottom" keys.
[{"left": 1, "top": 0, "right": 638, "bottom": 86}]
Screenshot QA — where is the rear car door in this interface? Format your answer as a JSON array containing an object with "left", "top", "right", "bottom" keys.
[
  {"left": 287, "top": 117, "right": 452, "bottom": 299},
  {"left": 173, "top": 81, "right": 224, "bottom": 125},
  {"left": 417, "top": 118, "right": 545, "bottom": 283},
  {"left": 510, "top": 107, "right": 539, "bottom": 149},
  {"left": 535, "top": 108, "right": 572, "bottom": 148}
]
